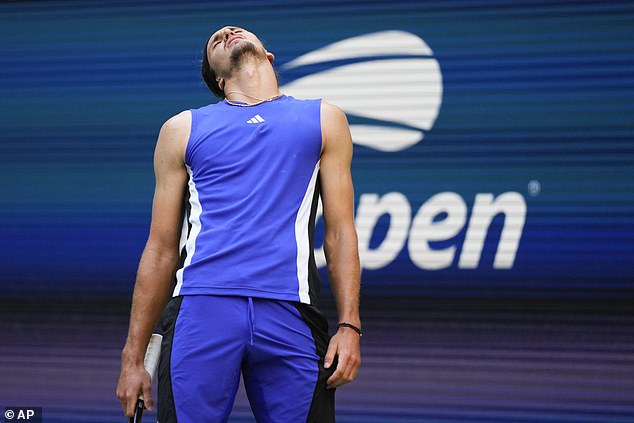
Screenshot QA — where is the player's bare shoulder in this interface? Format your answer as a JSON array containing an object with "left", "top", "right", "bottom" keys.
[
  {"left": 156, "top": 110, "right": 192, "bottom": 165},
  {"left": 320, "top": 100, "right": 348, "bottom": 130},
  {"left": 320, "top": 100, "right": 352, "bottom": 154}
]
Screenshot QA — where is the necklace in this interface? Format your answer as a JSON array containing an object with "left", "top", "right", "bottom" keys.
[{"left": 224, "top": 91, "right": 284, "bottom": 107}]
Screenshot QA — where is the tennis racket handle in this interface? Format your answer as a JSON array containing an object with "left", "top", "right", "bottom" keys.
[
  {"left": 128, "top": 334, "right": 162, "bottom": 422},
  {"left": 129, "top": 399, "right": 144, "bottom": 423},
  {"left": 138, "top": 333, "right": 163, "bottom": 402},
  {"left": 144, "top": 334, "right": 163, "bottom": 381}
]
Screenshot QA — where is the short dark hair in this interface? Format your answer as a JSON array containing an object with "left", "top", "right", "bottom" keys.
[{"left": 201, "top": 34, "right": 225, "bottom": 98}]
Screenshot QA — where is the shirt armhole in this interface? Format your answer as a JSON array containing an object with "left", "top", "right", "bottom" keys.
[{"left": 184, "top": 109, "right": 198, "bottom": 166}]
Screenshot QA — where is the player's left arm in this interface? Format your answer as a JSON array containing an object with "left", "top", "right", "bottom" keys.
[{"left": 319, "top": 101, "right": 361, "bottom": 389}]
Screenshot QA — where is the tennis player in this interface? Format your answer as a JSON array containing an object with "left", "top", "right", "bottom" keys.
[{"left": 116, "top": 26, "right": 361, "bottom": 422}]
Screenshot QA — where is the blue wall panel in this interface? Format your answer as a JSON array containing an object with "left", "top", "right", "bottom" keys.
[
  {"left": 0, "top": 0, "right": 632, "bottom": 298},
  {"left": 1, "top": 3, "right": 633, "bottom": 423}
]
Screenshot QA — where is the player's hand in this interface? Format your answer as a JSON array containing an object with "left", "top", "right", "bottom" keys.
[
  {"left": 116, "top": 359, "right": 153, "bottom": 417},
  {"left": 324, "top": 325, "right": 361, "bottom": 389}
]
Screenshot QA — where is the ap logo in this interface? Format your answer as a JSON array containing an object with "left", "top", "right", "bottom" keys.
[{"left": 281, "top": 31, "right": 443, "bottom": 152}]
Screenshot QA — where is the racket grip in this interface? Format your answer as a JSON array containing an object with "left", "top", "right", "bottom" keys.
[
  {"left": 127, "top": 334, "right": 161, "bottom": 422},
  {"left": 129, "top": 399, "right": 144, "bottom": 423}
]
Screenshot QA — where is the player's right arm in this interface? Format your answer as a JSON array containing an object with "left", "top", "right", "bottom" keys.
[{"left": 116, "top": 111, "right": 190, "bottom": 417}]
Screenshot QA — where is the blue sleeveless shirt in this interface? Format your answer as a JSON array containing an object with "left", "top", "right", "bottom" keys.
[{"left": 173, "top": 95, "right": 323, "bottom": 305}]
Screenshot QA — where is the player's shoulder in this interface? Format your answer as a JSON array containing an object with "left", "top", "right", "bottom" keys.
[
  {"left": 320, "top": 100, "right": 349, "bottom": 136},
  {"left": 161, "top": 110, "right": 191, "bottom": 134},
  {"left": 320, "top": 100, "right": 348, "bottom": 124},
  {"left": 157, "top": 111, "right": 192, "bottom": 162},
  {"left": 319, "top": 100, "right": 352, "bottom": 153}
]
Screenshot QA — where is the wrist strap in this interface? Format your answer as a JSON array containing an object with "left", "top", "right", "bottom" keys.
[{"left": 337, "top": 322, "right": 363, "bottom": 337}]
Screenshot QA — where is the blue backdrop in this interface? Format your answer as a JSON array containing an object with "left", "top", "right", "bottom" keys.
[
  {"left": 1, "top": 2, "right": 634, "bottom": 423},
  {"left": 1, "top": 0, "right": 632, "bottom": 299}
]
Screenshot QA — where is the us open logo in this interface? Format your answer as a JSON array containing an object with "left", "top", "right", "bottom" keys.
[
  {"left": 281, "top": 32, "right": 526, "bottom": 272},
  {"left": 281, "top": 30, "right": 442, "bottom": 152}
]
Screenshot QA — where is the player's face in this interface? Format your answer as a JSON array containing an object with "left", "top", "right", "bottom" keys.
[{"left": 206, "top": 26, "right": 266, "bottom": 74}]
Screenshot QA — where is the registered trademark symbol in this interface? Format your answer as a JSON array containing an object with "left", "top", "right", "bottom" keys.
[{"left": 528, "top": 180, "right": 541, "bottom": 196}]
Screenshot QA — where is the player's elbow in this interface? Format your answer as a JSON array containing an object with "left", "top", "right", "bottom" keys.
[
  {"left": 143, "top": 238, "right": 181, "bottom": 267},
  {"left": 324, "top": 222, "right": 358, "bottom": 255}
]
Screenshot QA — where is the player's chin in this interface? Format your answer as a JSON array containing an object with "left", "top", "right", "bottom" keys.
[{"left": 230, "top": 41, "right": 265, "bottom": 61}]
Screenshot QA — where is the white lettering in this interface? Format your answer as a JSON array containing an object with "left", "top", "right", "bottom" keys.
[
  {"left": 408, "top": 192, "right": 467, "bottom": 270},
  {"left": 313, "top": 191, "right": 526, "bottom": 272},
  {"left": 355, "top": 192, "right": 411, "bottom": 270},
  {"left": 459, "top": 192, "right": 526, "bottom": 269}
]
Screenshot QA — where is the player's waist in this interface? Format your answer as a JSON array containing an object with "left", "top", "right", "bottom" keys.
[{"left": 174, "top": 282, "right": 305, "bottom": 304}]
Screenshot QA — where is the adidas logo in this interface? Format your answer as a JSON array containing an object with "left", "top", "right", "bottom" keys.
[{"left": 246, "top": 114, "right": 265, "bottom": 124}]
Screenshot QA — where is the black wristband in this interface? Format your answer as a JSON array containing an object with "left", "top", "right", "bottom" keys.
[{"left": 337, "top": 322, "right": 363, "bottom": 337}]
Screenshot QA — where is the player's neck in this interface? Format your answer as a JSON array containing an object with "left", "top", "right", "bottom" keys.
[{"left": 224, "top": 60, "right": 280, "bottom": 103}]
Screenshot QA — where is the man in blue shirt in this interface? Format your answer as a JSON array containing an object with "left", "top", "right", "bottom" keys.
[{"left": 117, "top": 26, "right": 361, "bottom": 422}]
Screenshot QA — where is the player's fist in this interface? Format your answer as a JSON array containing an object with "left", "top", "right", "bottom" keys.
[
  {"left": 116, "top": 362, "right": 153, "bottom": 417},
  {"left": 324, "top": 326, "right": 361, "bottom": 389}
]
